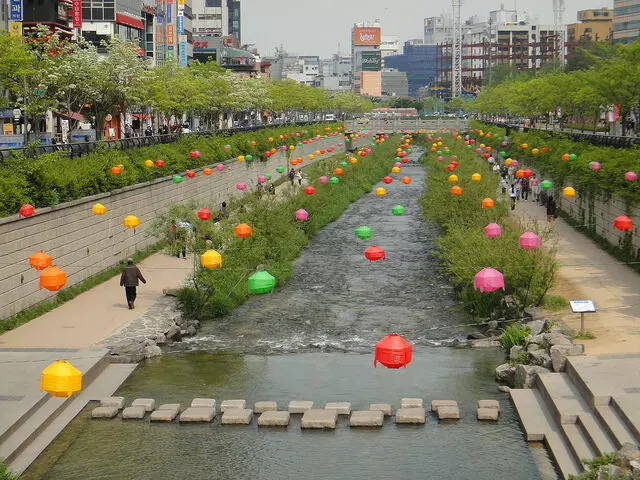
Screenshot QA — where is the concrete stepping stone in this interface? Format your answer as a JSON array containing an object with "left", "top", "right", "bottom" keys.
[
  {"left": 150, "top": 406, "right": 180, "bottom": 422},
  {"left": 258, "top": 411, "right": 291, "bottom": 427},
  {"left": 395, "top": 408, "right": 426, "bottom": 424},
  {"left": 191, "top": 398, "right": 216, "bottom": 409},
  {"left": 220, "top": 399, "right": 246, "bottom": 412},
  {"left": 91, "top": 406, "right": 119, "bottom": 419},
  {"left": 431, "top": 400, "right": 458, "bottom": 412},
  {"left": 131, "top": 398, "right": 156, "bottom": 412},
  {"left": 401, "top": 398, "right": 423, "bottom": 408},
  {"left": 221, "top": 409, "right": 253, "bottom": 425},
  {"left": 301, "top": 409, "right": 338, "bottom": 429},
  {"left": 122, "top": 406, "right": 146, "bottom": 419},
  {"left": 179, "top": 407, "right": 216, "bottom": 423},
  {"left": 369, "top": 403, "right": 392, "bottom": 416},
  {"left": 157, "top": 403, "right": 181, "bottom": 411},
  {"left": 350, "top": 410, "right": 384, "bottom": 427},
  {"left": 288, "top": 400, "right": 314, "bottom": 413},
  {"left": 100, "top": 397, "right": 125, "bottom": 409},
  {"left": 325, "top": 402, "right": 351, "bottom": 415},
  {"left": 437, "top": 406, "right": 460, "bottom": 421},
  {"left": 478, "top": 399, "right": 500, "bottom": 412},
  {"left": 254, "top": 401, "right": 278, "bottom": 413},
  {"left": 477, "top": 407, "right": 499, "bottom": 421}
]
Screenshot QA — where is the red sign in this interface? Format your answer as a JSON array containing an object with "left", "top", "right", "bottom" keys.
[
  {"left": 352, "top": 27, "right": 381, "bottom": 46},
  {"left": 72, "top": 0, "right": 82, "bottom": 29},
  {"left": 167, "top": 24, "right": 174, "bottom": 44}
]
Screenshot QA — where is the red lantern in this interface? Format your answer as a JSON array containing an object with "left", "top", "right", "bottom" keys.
[
  {"left": 155, "top": 160, "right": 164, "bottom": 167},
  {"left": 401, "top": 157, "right": 408, "bottom": 164},
  {"left": 374, "top": 334, "right": 412, "bottom": 369},
  {"left": 614, "top": 215, "right": 633, "bottom": 231},
  {"left": 265, "top": 151, "right": 272, "bottom": 158},
  {"left": 483, "top": 153, "right": 490, "bottom": 159},
  {"left": 364, "top": 245, "right": 386, "bottom": 262},
  {"left": 523, "top": 169, "right": 533, "bottom": 178},
  {"left": 447, "top": 164, "right": 456, "bottom": 172},
  {"left": 186, "top": 170, "right": 195, "bottom": 178},
  {"left": 19, "top": 204, "right": 35, "bottom": 217},
  {"left": 189, "top": 151, "right": 198, "bottom": 158},
  {"left": 382, "top": 176, "right": 393, "bottom": 184},
  {"left": 197, "top": 208, "right": 211, "bottom": 221},
  {"left": 304, "top": 186, "right": 316, "bottom": 195}
]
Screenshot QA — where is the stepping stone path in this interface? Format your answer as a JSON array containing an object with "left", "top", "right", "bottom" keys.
[
  {"left": 288, "top": 400, "right": 314, "bottom": 413},
  {"left": 220, "top": 399, "right": 246, "bottom": 412},
  {"left": 191, "top": 398, "right": 216, "bottom": 409},
  {"left": 254, "top": 401, "right": 278, "bottom": 413},
  {"left": 431, "top": 400, "right": 458, "bottom": 412},
  {"left": 395, "top": 408, "right": 426, "bottom": 424},
  {"left": 150, "top": 404, "right": 181, "bottom": 422},
  {"left": 350, "top": 410, "right": 384, "bottom": 427},
  {"left": 258, "top": 411, "right": 291, "bottom": 427},
  {"left": 91, "top": 406, "right": 119, "bottom": 419},
  {"left": 369, "top": 403, "right": 392, "bottom": 416},
  {"left": 122, "top": 406, "right": 146, "bottom": 419},
  {"left": 301, "top": 409, "right": 338, "bottom": 429},
  {"left": 324, "top": 402, "right": 351, "bottom": 415},
  {"left": 400, "top": 398, "right": 423, "bottom": 408},
  {"left": 437, "top": 406, "right": 460, "bottom": 421},
  {"left": 100, "top": 397, "right": 125, "bottom": 409},
  {"left": 179, "top": 407, "right": 216, "bottom": 423},
  {"left": 221, "top": 409, "right": 253, "bottom": 425},
  {"left": 477, "top": 399, "right": 500, "bottom": 421},
  {"left": 131, "top": 398, "right": 156, "bottom": 412}
]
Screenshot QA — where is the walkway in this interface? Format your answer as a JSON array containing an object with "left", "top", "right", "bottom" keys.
[{"left": 512, "top": 198, "right": 640, "bottom": 355}]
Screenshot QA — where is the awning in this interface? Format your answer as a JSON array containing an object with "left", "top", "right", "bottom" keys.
[
  {"left": 116, "top": 13, "right": 144, "bottom": 30},
  {"left": 57, "top": 111, "right": 85, "bottom": 122},
  {"left": 132, "top": 113, "right": 150, "bottom": 120}
]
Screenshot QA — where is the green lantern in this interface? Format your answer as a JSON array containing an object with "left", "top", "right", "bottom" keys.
[
  {"left": 391, "top": 205, "right": 405, "bottom": 216},
  {"left": 500, "top": 151, "right": 507, "bottom": 158},
  {"left": 340, "top": 161, "right": 348, "bottom": 167},
  {"left": 355, "top": 226, "right": 372, "bottom": 239},
  {"left": 276, "top": 166, "right": 285, "bottom": 173},
  {"left": 245, "top": 154, "right": 253, "bottom": 162},
  {"left": 265, "top": 173, "right": 272, "bottom": 180},
  {"left": 436, "top": 150, "right": 443, "bottom": 155},
  {"left": 248, "top": 270, "right": 276, "bottom": 294},
  {"left": 172, "top": 175, "right": 183, "bottom": 184},
  {"left": 540, "top": 180, "right": 552, "bottom": 190},
  {"left": 569, "top": 153, "right": 577, "bottom": 161},
  {"left": 394, "top": 156, "right": 401, "bottom": 162},
  {"left": 466, "top": 145, "right": 473, "bottom": 149},
  {"left": 329, "top": 176, "right": 339, "bottom": 184},
  {"left": 297, "top": 142, "right": 303, "bottom": 146},
  {"left": 407, "top": 148, "right": 412, "bottom": 153}
]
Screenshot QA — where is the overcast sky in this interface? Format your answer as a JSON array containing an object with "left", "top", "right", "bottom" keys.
[{"left": 241, "top": 0, "right": 613, "bottom": 58}]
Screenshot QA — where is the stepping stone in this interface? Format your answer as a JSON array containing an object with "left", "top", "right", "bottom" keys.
[
  {"left": 431, "top": 400, "right": 458, "bottom": 412},
  {"left": 91, "top": 406, "right": 119, "bottom": 419},
  {"left": 254, "top": 401, "right": 278, "bottom": 413},
  {"left": 350, "top": 410, "right": 384, "bottom": 427},
  {"left": 179, "top": 407, "right": 216, "bottom": 423},
  {"left": 157, "top": 403, "right": 181, "bottom": 411},
  {"left": 100, "top": 397, "right": 125, "bottom": 409},
  {"left": 122, "top": 406, "right": 146, "bottom": 419},
  {"left": 191, "top": 398, "right": 216, "bottom": 409},
  {"left": 438, "top": 406, "right": 460, "bottom": 420},
  {"left": 477, "top": 407, "right": 499, "bottom": 421},
  {"left": 401, "top": 398, "right": 423, "bottom": 408},
  {"left": 369, "top": 403, "right": 392, "bottom": 416},
  {"left": 395, "top": 408, "right": 426, "bottom": 424},
  {"left": 220, "top": 399, "right": 246, "bottom": 412},
  {"left": 221, "top": 409, "right": 253, "bottom": 425},
  {"left": 150, "top": 406, "right": 179, "bottom": 422},
  {"left": 301, "top": 409, "right": 338, "bottom": 429},
  {"left": 131, "top": 398, "right": 156, "bottom": 412},
  {"left": 325, "top": 402, "right": 351, "bottom": 415},
  {"left": 258, "top": 411, "right": 291, "bottom": 427},
  {"left": 478, "top": 399, "right": 500, "bottom": 412},
  {"left": 288, "top": 400, "right": 314, "bottom": 413}
]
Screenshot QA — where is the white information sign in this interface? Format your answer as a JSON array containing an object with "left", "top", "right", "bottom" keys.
[{"left": 569, "top": 300, "right": 596, "bottom": 314}]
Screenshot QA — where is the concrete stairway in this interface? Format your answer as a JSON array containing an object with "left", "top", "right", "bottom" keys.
[
  {"left": 510, "top": 354, "right": 640, "bottom": 480},
  {"left": 0, "top": 348, "right": 137, "bottom": 476}
]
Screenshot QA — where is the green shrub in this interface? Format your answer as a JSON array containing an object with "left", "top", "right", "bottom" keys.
[
  {"left": 0, "top": 460, "right": 19, "bottom": 480},
  {"left": 499, "top": 323, "right": 530, "bottom": 356},
  {"left": 542, "top": 295, "right": 569, "bottom": 311}
]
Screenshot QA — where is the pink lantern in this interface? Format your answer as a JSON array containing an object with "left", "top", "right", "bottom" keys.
[
  {"left": 295, "top": 209, "right": 309, "bottom": 221},
  {"left": 257, "top": 175, "right": 267, "bottom": 184},
  {"left": 437, "top": 156, "right": 444, "bottom": 161},
  {"left": 216, "top": 163, "right": 224, "bottom": 171},
  {"left": 484, "top": 223, "right": 502, "bottom": 239},
  {"left": 338, "top": 143, "right": 343, "bottom": 147},
  {"left": 519, "top": 232, "right": 540, "bottom": 250},
  {"left": 394, "top": 162, "right": 402, "bottom": 167},
  {"left": 474, "top": 268, "right": 505, "bottom": 293},
  {"left": 281, "top": 145, "right": 287, "bottom": 151},
  {"left": 319, "top": 176, "right": 328, "bottom": 184},
  {"left": 511, "top": 160, "right": 519, "bottom": 167},
  {"left": 476, "top": 148, "right": 483, "bottom": 154},
  {"left": 590, "top": 162, "right": 601, "bottom": 171},
  {"left": 501, "top": 141, "right": 508, "bottom": 147},
  {"left": 625, "top": 171, "right": 637, "bottom": 182},
  {"left": 236, "top": 182, "right": 247, "bottom": 191}
]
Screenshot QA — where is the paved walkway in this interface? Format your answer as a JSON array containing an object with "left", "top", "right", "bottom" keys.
[{"left": 513, "top": 198, "right": 640, "bottom": 355}]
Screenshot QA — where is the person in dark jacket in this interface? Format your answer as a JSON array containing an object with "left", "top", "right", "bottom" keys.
[
  {"left": 546, "top": 196, "right": 557, "bottom": 228},
  {"left": 120, "top": 258, "right": 146, "bottom": 309}
]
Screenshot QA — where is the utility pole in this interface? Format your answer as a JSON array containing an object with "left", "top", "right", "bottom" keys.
[{"left": 451, "top": 0, "right": 462, "bottom": 98}]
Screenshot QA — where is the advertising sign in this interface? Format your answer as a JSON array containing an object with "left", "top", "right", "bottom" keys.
[
  {"left": 179, "top": 37, "right": 187, "bottom": 67},
  {"left": 72, "top": 0, "right": 82, "bottom": 28},
  {"left": 9, "top": 21, "right": 22, "bottom": 37},
  {"left": 155, "top": 24, "right": 163, "bottom": 44},
  {"left": 166, "top": 3, "right": 172, "bottom": 23},
  {"left": 177, "top": 15, "right": 183, "bottom": 34},
  {"left": 9, "top": 0, "right": 23, "bottom": 21},
  {"left": 353, "top": 27, "right": 381, "bottom": 46},
  {"left": 361, "top": 51, "right": 381, "bottom": 71},
  {"left": 167, "top": 24, "right": 175, "bottom": 44}
]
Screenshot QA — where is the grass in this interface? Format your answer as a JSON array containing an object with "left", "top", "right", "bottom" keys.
[
  {"left": 573, "top": 331, "right": 596, "bottom": 340},
  {"left": 542, "top": 295, "right": 570, "bottom": 311},
  {"left": 0, "top": 242, "right": 163, "bottom": 335},
  {"left": 499, "top": 323, "right": 530, "bottom": 357},
  {"left": 0, "top": 461, "right": 19, "bottom": 480}
]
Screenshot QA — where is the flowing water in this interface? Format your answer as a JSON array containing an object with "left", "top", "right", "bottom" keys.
[{"left": 25, "top": 152, "right": 557, "bottom": 480}]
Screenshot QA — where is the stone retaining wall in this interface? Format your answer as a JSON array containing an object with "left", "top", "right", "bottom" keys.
[{"left": 0, "top": 134, "right": 364, "bottom": 320}]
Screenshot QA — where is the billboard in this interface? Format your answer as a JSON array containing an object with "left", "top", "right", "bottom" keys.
[
  {"left": 361, "top": 51, "right": 381, "bottom": 71},
  {"left": 353, "top": 27, "right": 381, "bottom": 46}
]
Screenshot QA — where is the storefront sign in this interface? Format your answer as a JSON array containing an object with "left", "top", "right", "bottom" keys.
[
  {"left": 166, "top": 3, "right": 172, "bottom": 23},
  {"left": 72, "top": 0, "right": 82, "bottom": 28},
  {"left": 167, "top": 24, "right": 174, "bottom": 44},
  {"left": 177, "top": 15, "right": 183, "bottom": 34},
  {"left": 179, "top": 36, "right": 187, "bottom": 66},
  {"left": 9, "top": 21, "right": 22, "bottom": 37},
  {"left": 9, "top": 0, "right": 23, "bottom": 21}
]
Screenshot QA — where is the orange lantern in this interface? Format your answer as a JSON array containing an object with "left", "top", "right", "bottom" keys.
[
  {"left": 29, "top": 251, "right": 52, "bottom": 271},
  {"left": 374, "top": 334, "right": 412, "bottom": 369},
  {"left": 562, "top": 153, "right": 570, "bottom": 162},
  {"left": 203, "top": 168, "right": 212, "bottom": 175},
  {"left": 516, "top": 169, "right": 524, "bottom": 179},
  {"left": 270, "top": 148, "right": 277, "bottom": 154},
  {"left": 402, "top": 176, "right": 411, "bottom": 184},
  {"left": 250, "top": 141, "right": 257, "bottom": 147},
  {"left": 334, "top": 168, "right": 343, "bottom": 176},
  {"left": 235, "top": 223, "right": 253, "bottom": 238},
  {"left": 40, "top": 266, "right": 66, "bottom": 291},
  {"left": 450, "top": 186, "right": 462, "bottom": 196},
  {"left": 482, "top": 198, "right": 495, "bottom": 209},
  {"left": 110, "top": 166, "right": 121, "bottom": 175}
]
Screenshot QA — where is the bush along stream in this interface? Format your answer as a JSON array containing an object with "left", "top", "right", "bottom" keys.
[{"left": 154, "top": 134, "right": 398, "bottom": 322}]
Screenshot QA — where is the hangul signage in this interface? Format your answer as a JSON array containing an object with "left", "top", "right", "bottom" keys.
[
  {"left": 166, "top": 3, "right": 172, "bottom": 23},
  {"left": 9, "top": 0, "right": 23, "bottom": 21},
  {"left": 177, "top": 15, "right": 183, "bottom": 34},
  {"left": 72, "top": 0, "right": 82, "bottom": 28},
  {"left": 167, "top": 24, "right": 174, "bottom": 44},
  {"left": 179, "top": 38, "right": 187, "bottom": 66}
]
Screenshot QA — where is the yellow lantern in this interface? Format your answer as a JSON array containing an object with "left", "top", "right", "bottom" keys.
[
  {"left": 117, "top": 164, "right": 124, "bottom": 171},
  {"left": 237, "top": 155, "right": 246, "bottom": 162},
  {"left": 375, "top": 187, "right": 387, "bottom": 197},
  {"left": 289, "top": 145, "right": 295, "bottom": 150},
  {"left": 471, "top": 173, "right": 482, "bottom": 182},
  {"left": 92, "top": 203, "right": 106, "bottom": 216},
  {"left": 123, "top": 215, "right": 140, "bottom": 229},
  {"left": 40, "top": 360, "right": 82, "bottom": 398},
  {"left": 144, "top": 159, "right": 154, "bottom": 168},
  {"left": 315, "top": 150, "right": 321, "bottom": 155},
  {"left": 348, "top": 156, "right": 358, "bottom": 164},
  {"left": 505, "top": 158, "right": 513, "bottom": 166},
  {"left": 563, "top": 186, "right": 576, "bottom": 198},
  {"left": 391, "top": 166, "right": 401, "bottom": 174},
  {"left": 448, "top": 174, "right": 459, "bottom": 183},
  {"left": 480, "top": 143, "right": 486, "bottom": 148},
  {"left": 437, "top": 141, "right": 443, "bottom": 146},
  {"left": 457, "top": 135, "right": 462, "bottom": 140},
  {"left": 201, "top": 250, "right": 222, "bottom": 269},
  {"left": 531, "top": 148, "right": 540, "bottom": 155},
  {"left": 308, "top": 154, "right": 315, "bottom": 160}
]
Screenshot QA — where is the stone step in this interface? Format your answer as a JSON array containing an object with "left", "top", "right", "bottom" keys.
[
  {"left": 561, "top": 423, "right": 595, "bottom": 469},
  {"left": 577, "top": 413, "right": 618, "bottom": 456},
  {"left": 611, "top": 396, "right": 640, "bottom": 445},
  {"left": 536, "top": 373, "right": 590, "bottom": 424},
  {"left": 594, "top": 404, "right": 638, "bottom": 449},
  {"left": 7, "top": 363, "right": 137, "bottom": 476}
]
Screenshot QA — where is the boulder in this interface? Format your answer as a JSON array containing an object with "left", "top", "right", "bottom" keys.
[
  {"left": 529, "top": 350, "right": 552, "bottom": 369},
  {"left": 477, "top": 408, "right": 499, "bottom": 421},
  {"left": 165, "top": 325, "right": 182, "bottom": 343},
  {"left": 544, "top": 331, "right": 572, "bottom": 349},
  {"left": 630, "top": 460, "right": 640, "bottom": 476},
  {"left": 154, "top": 333, "right": 166, "bottom": 345},
  {"left": 108, "top": 339, "right": 145, "bottom": 363},
  {"left": 615, "top": 442, "right": 640, "bottom": 465},
  {"left": 523, "top": 308, "right": 544, "bottom": 322},
  {"left": 185, "top": 326, "right": 197, "bottom": 337},
  {"left": 510, "top": 345, "right": 524, "bottom": 362},
  {"left": 301, "top": 409, "right": 338, "bottom": 429},
  {"left": 470, "top": 337, "right": 501, "bottom": 348},
  {"left": 144, "top": 345, "right": 162, "bottom": 359},
  {"left": 487, "top": 320, "right": 499, "bottom": 331},
  {"left": 550, "top": 344, "right": 585, "bottom": 372},
  {"left": 369, "top": 403, "right": 392, "bottom": 416},
  {"left": 100, "top": 397, "right": 125, "bottom": 409},
  {"left": 527, "top": 343, "right": 543, "bottom": 354},
  {"left": 467, "top": 332, "right": 486, "bottom": 340},
  {"left": 173, "top": 314, "right": 187, "bottom": 327},
  {"left": 495, "top": 363, "right": 516, "bottom": 385},
  {"left": 526, "top": 334, "right": 545, "bottom": 347},
  {"left": 514, "top": 365, "right": 551, "bottom": 389},
  {"left": 525, "top": 319, "right": 546, "bottom": 336}
]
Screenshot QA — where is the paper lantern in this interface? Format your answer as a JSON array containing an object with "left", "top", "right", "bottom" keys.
[
  {"left": 450, "top": 186, "right": 462, "bottom": 196},
  {"left": 155, "top": 160, "right": 164, "bottom": 167},
  {"left": 92, "top": 203, "right": 106, "bottom": 216},
  {"left": 186, "top": 170, "right": 195, "bottom": 178},
  {"left": 519, "top": 232, "right": 540, "bottom": 250},
  {"left": 40, "top": 360, "right": 81, "bottom": 398},
  {"left": 589, "top": 162, "right": 601, "bottom": 171},
  {"left": 235, "top": 223, "right": 252, "bottom": 238},
  {"left": 542, "top": 147, "right": 549, "bottom": 153},
  {"left": 473, "top": 267, "right": 505, "bottom": 293},
  {"left": 295, "top": 209, "right": 309, "bottom": 221},
  {"left": 319, "top": 176, "right": 328, "bottom": 184},
  {"left": 523, "top": 169, "right": 533, "bottom": 178},
  {"left": 511, "top": 160, "right": 519, "bottom": 167},
  {"left": 500, "top": 151, "right": 507, "bottom": 158},
  {"left": 276, "top": 166, "right": 285, "bottom": 173},
  {"left": 238, "top": 155, "right": 246, "bottom": 162},
  {"left": 540, "top": 180, "right": 552, "bottom": 190},
  {"left": 250, "top": 141, "right": 257, "bottom": 147},
  {"left": 374, "top": 334, "right": 412, "bottom": 369},
  {"left": 144, "top": 159, "right": 154, "bottom": 168},
  {"left": 625, "top": 171, "right": 637, "bottom": 182},
  {"left": 236, "top": 182, "right": 247, "bottom": 191},
  {"left": 197, "top": 208, "right": 211, "bottom": 221},
  {"left": 569, "top": 153, "right": 577, "bottom": 161},
  {"left": 402, "top": 176, "right": 411, "bottom": 185},
  {"left": 189, "top": 150, "right": 200, "bottom": 158},
  {"left": 308, "top": 154, "right": 315, "bottom": 160},
  {"left": 110, "top": 166, "right": 121, "bottom": 175},
  {"left": 471, "top": 173, "right": 481, "bottom": 182},
  {"left": 531, "top": 148, "right": 540, "bottom": 155},
  {"left": 270, "top": 148, "right": 277, "bottom": 154},
  {"left": 329, "top": 177, "right": 339, "bottom": 184},
  {"left": 562, "top": 153, "right": 570, "bottom": 162},
  {"left": 382, "top": 176, "right": 393, "bottom": 185},
  {"left": 516, "top": 169, "right": 524, "bottom": 179},
  {"left": 391, "top": 205, "right": 405, "bottom": 216},
  {"left": 123, "top": 215, "right": 140, "bottom": 229},
  {"left": 245, "top": 154, "right": 254, "bottom": 162},
  {"left": 482, "top": 198, "right": 494, "bottom": 209},
  {"left": 401, "top": 158, "right": 409, "bottom": 164},
  {"left": 355, "top": 226, "right": 373, "bottom": 239},
  {"left": 614, "top": 215, "right": 633, "bottom": 231},
  {"left": 448, "top": 174, "right": 458, "bottom": 183},
  {"left": 257, "top": 175, "right": 267, "bottom": 184},
  {"left": 289, "top": 145, "right": 295, "bottom": 150},
  {"left": 563, "top": 186, "right": 576, "bottom": 198},
  {"left": 391, "top": 167, "right": 401, "bottom": 174},
  {"left": 304, "top": 186, "right": 316, "bottom": 195},
  {"left": 201, "top": 250, "right": 222, "bottom": 269},
  {"left": 484, "top": 223, "right": 501, "bottom": 238},
  {"left": 29, "top": 251, "right": 52, "bottom": 271},
  {"left": 248, "top": 270, "right": 276, "bottom": 294},
  {"left": 203, "top": 168, "right": 212, "bottom": 176},
  {"left": 364, "top": 245, "right": 386, "bottom": 262},
  {"left": 224, "top": 144, "right": 231, "bottom": 151},
  {"left": 375, "top": 187, "right": 387, "bottom": 197},
  {"left": 216, "top": 163, "right": 224, "bottom": 171},
  {"left": 39, "top": 266, "right": 66, "bottom": 291},
  {"left": 173, "top": 175, "right": 183, "bottom": 184}
]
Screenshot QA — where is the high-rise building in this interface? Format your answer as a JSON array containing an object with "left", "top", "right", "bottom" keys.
[
  {"left": 21, "top": 0, "right": 73, "bottom": 37},
  {"left": 227, "top": 0, "right": 240, "bottom": 43},
  {"left": 380, "top": 35, "right": 400, "bottom": 60},
  {"left": 568, "top": 8, "right": 613, "bottom": 43},
  {"left": 1, "top": 0, "right": 9, "bottom": 31},
  {"left": 384, "top": 41, "right": 439, "bottom": 97},
  {"left": 424, "top": 14, "right": 453, "bottom": 45},
  {"left": 351, "top": 21, "right": 381, "bottom": 93},
  {"left": 79, "top": 0, "right": 145, "bottom": 49},
  {"left": 613, "top": 1, "right": 639, "bottom": 43}
]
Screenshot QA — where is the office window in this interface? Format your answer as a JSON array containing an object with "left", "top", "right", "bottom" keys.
[{"left": 206, "top": 0, "right": 222, "bottom": 6}]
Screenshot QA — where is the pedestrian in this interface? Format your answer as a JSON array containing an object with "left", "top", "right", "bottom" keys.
[
  {"left": 288, "top": 168, "right": 295, "bottom": 186},
  {"left": 269, "top": 183, "right": 276, "bottom": 196},
  {"left": 500, "top": 176, "right": 509, "bottom": 195},
  {"left": 120, "top": 258, "right": 146, "bottom": 310},
  {"left": 509, "top": 183, "right": 518, "bottom": 210},
  {"left": 256, "top": 182, "right": 264, "bottom": 199},
  {"left": 175, "top": 221, "right": 194, "bottom": 258},
  {"left": 520, "top": 175, "right": 530, "bottom": 201},
  {"left": 296, "top": 169, "right": 303, "bottom": 185},
  {"left": 530, "top": 173, "right": 540, "bottom": 202},
  {"left": 546, "top": 196, "right": 557, "bottom": 228}
]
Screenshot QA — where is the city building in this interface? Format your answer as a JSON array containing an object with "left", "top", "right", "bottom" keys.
[
  {"left": 1, "top": 0, "right": 9, "bottom": 31},
  {"left": 424, "top": 14, "right": 453, "bottom": 45},
  {"left": 267, "top": 55, "right": 319, "bottom": 84},
  {"left": 380, "top": 35, "right": 400, "bottom": 63},
  {"left": 357, "top": 70, "right": 408, "bottom": 98},
  {"left": 315, "top": 54, "right": 351, "bottom": 91},
  {"left": 20, "top": 0, "right": 73, "bottom": 37},
  {"left": 79, "top": 0, "right": 146, "bottom": 49},
  {"left": 613, "top": 0, "right": 640, "bottom": 43},
  {"left": 568, "top": 8, "right": 613, "bottom": 43},
  {"left": 351, "top": 21, "right": 382, "bottom": 92},
  {"left": 384, "top": 41, "right": 439, "bottom": 97}
]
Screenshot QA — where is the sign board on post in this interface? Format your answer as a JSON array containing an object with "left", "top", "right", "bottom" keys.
[
  {"left": 179, "top": 36, "right": 187, "bottom": 67},
  {"left": 353, "top": 27, "right": 381, "bottom": 46},
  {"left": 9, "top": 21, "right": 22, "bottom": 37},
  {"left": 9, "top": 0, "right": 23, "bottom": 21},
  {"left": 166, "top": 24, "right": 175, "bottom": 45},
  {"left": 72, "top": 0, "right": 82, "bottom": 28},
  {"left": 166, "top": 3, "right": 172, "bottom": 23},
  {"left": 177, "top": 15, "right": 184, "bottom": 34},
  {"left": 569, "top": 300, "right": 596, "bottom": 336}
]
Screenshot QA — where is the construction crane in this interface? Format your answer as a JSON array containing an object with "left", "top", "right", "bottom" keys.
[
  {"left": 451, "top": 0, "right": 462, "bottom": 98},
  {"left": 553, "top": 0, "right": 566, "bottom": 65}
]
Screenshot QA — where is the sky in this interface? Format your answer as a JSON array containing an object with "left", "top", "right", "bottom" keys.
[{"left": 241, "top": 0, "right": 613, "bottom": 58}]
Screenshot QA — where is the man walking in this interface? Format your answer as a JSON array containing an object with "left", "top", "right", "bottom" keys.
[{"left": 120, "top": 258, "right": 146, "bottom": 310}]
